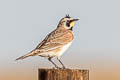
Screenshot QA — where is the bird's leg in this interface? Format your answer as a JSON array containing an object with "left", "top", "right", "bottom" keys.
[
  {"left": 48, "top": 57, "right": 59, "bottom": 69},
  {"left": 57, "top": 58, "right": 66, "bottom": 69}
]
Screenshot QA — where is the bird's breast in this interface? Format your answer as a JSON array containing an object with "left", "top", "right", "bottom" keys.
[{"left": 56, "top": 41, "right": 72, "bottom": 57}]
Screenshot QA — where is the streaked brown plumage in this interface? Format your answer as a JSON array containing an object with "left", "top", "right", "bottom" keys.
[{"left": 16, "top": 15, "right": 79, "bottom": 69}]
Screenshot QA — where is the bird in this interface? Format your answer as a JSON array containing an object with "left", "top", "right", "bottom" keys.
[{"left": 15, "top": 15, "right": 79, "bottom": 69}]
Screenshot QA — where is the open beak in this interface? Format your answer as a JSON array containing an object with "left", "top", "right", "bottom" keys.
[{"left": 73, "top": 19, "right": 79, "bottom": 21}]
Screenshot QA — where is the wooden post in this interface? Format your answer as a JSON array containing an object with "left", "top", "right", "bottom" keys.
[{"left": 38, "top": 68, "right": 89, "bottom": 80}]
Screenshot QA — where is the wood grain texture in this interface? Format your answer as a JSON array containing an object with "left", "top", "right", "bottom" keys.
[{"left": 38, "top": 68, "right": 89, "bottom": 80}]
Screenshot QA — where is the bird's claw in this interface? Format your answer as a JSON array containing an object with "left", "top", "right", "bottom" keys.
[{"left": 52, "top": 66, "right": 65, "bottom": 69}]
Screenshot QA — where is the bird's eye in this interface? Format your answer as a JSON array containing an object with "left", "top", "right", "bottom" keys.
[{"left": 66, "top": 20, "right": 70, "bottom": 27}]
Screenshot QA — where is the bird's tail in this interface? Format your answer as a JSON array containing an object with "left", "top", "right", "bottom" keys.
[
  {"left": 15, "top": 55, "right": 29, "bottom": 61},
  {"left": 15, "top": 52, "right": 33, "bottom": 61},
  {"left": 15, "top": 49, "right": 39, "bottom": 61}
]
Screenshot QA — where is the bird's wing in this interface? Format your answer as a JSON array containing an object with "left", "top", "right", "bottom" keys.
[
  {"left": 35, "top": 28, "right": 73, "bottom": 53},
  {"left": 15, "top": 28, "right": 73, "bottom": 60}
]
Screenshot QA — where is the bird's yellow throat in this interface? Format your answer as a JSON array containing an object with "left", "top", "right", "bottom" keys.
[{"left": 70, "top": 21, "right": 75, "bottom": 27}]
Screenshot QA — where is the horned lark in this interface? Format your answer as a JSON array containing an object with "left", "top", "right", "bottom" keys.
[{"left": 16, "top": 15, "right": 79, "bottom": 69}]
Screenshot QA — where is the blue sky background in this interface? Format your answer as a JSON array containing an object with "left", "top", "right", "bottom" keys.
[{"left": 0, "top": 0, "right": 120, "bottom": 80}]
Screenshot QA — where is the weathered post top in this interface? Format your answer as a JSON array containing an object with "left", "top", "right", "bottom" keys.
[{"left": 38, "top": 68, "right": 89, "bottom": 80}]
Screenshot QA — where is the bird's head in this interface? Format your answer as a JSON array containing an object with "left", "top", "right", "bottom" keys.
[{"left": 58, "top": 14, "right": 79, "bottom": 30}]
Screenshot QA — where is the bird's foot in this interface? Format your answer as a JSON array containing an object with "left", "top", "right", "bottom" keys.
[
  {"left": 52, "top": 66, "right": 60, "bottom": 69},
  {"left": 52, "top": 66, "right": 66, "bottom": 69},
  {"left": 62, "top": 66, "right": 66, "bottom": 69}
]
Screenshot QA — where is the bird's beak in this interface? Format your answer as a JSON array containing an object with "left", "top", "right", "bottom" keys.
[
  {"left": 73, "top": 19, "right": 79, "bottom": 21},
  {"left": 70, "top": 19, "right": 79, "bottom": 27}
]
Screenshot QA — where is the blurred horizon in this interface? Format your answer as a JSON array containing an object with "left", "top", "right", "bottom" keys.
[{"left": 0, "top": 0, "right": 120, "bottom": 80}]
